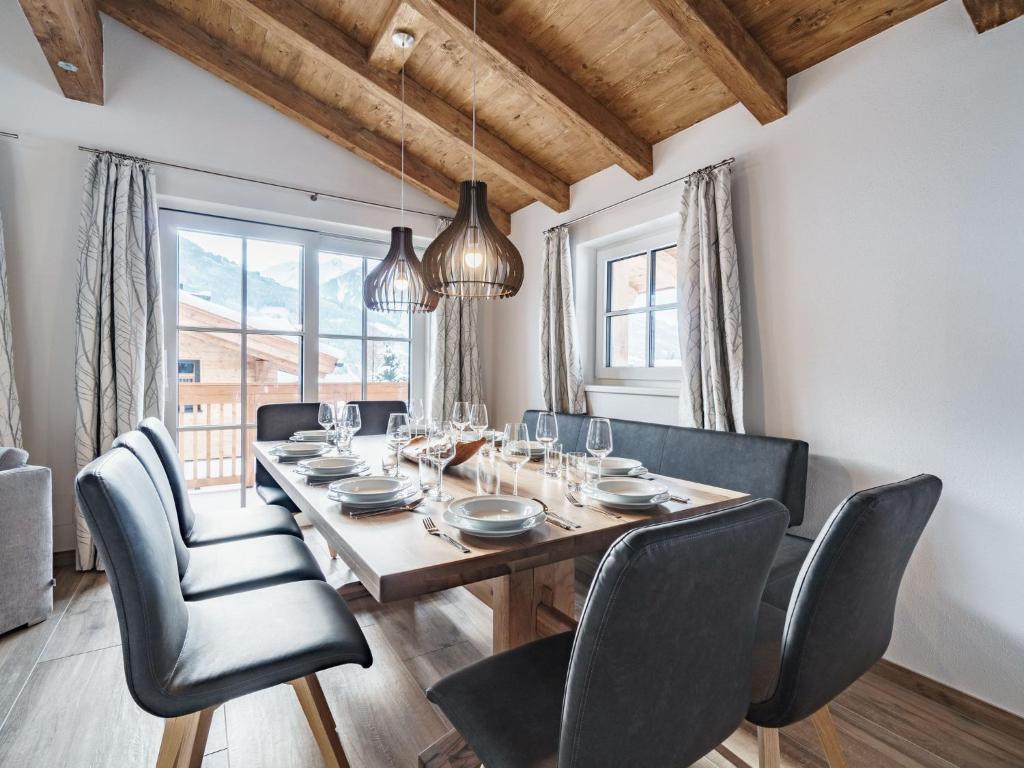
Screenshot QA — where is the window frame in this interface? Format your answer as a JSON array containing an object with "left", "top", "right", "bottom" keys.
[{"left": 594, "top": 228, "right": 681, "bottom": 382}]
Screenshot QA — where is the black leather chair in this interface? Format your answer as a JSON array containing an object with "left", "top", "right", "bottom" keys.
[
  {"left": 114, "top": 431, "right": 325, "bottom": 600},
  {"left": 748, "top": 475, "right": 942, "bottom": 768},
  {"left": 255, "top": 402, "right": 324, "bottom": 511},
  {"left": 425, "top": 499, "right": 789, "bottom": 768},
  {"left": 75, "top": 447, "right": 372, "bottom": 768},
  {"left": 137, "top": 417, "right": 302, "bottom": 541},
  {"left": 347, "top": 399, "right": 407, "bottom": 435}
]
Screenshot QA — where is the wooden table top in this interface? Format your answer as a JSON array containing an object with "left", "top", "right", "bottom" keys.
[{"left": 254, "top": 435, "right": 750, "bottom": 603}]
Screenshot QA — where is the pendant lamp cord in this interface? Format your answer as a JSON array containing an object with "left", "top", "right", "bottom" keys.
[
  {"left": 471, "top": 0, "right": 477, "bottom": 184},
  {"left": 400, "top": 61, "right": 406, "bottom": 230}
]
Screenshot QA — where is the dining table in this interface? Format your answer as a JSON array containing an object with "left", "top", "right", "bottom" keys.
[{"left": 254, "top": 434, "right": 751, "bottom": 655}]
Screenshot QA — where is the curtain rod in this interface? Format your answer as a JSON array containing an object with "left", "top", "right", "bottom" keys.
[
  {"left": 0, "top": 132, "right": 19, "bottom": 140},
  {"left": 77, "top": 144, "right": 446, "bottom": 221},
  {"left": 545, "top": 156, "right": 735, "bottom": 233}
]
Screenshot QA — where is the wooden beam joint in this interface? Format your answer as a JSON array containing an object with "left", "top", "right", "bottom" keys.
[{"left": 18, "top": 0, "right": 105, "bottom": 104}]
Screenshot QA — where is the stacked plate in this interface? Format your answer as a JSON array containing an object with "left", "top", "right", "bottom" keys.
[
  {"left": 327, "top": 475, "right": 421, "bottom": 516},
  {"left": 443, "top": 495, "right": 546, "bottom": 538},
  {"left": 599, "top": 457, "right": 649, "bottom": 477},
  {"left": 527, "top": 441, "right": 547, "bottom": 460},
  {"left": 295, "top": 456, "right": 369, "bottom": 485},
  {"left": 583, "top": 478, "right": 670, "bottom": 511},
  {"left": 290, "top": 429, "right": 329, "bottom": 442},
  {"left": 270, "top": 442, "right": 330, "bottom": 462}
]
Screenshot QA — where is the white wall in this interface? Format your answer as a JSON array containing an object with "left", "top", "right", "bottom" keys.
[
  {"left": 485, "top": 1, "right": 1024, "bottom": 715},
  {"left": 0, "top": 8, "right": 449, "bottom": 552}
]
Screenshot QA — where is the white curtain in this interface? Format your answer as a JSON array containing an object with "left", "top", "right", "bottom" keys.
[
  {"left": 74, "top": 153, "right": 165, "bottom": 570},
  {"left": 677, "top": 165, "right": 744, "bottom": 432},
  {"left": 540, "top": 225, "right": 586, "bottom": 414},
  {"left": 429, "top": 217, "right": 483, "bottom": 420},
  {"left": 0, "top": 212, "right": 22, "bottom": 447}
]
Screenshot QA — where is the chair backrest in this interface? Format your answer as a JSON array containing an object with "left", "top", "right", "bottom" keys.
[
  {"left": 749, "top": 474, "right": 942, "bottom": 727},
  {"left": 522, "top": 409, "right": 808, "bottom": 526},
  {"left": 559, "top": 499, "right": 789, "bottom": 768},
  {"left": 74, "top": 448, "right": 189, "bottom": 717},
  {"left": 255, "top": 402, "right": 324, "bottom": 487},
  {"left": 347, "top": 400, "right": 407, "bottom": 435},
  {"left": 113, "top": 431, "right": 191, "bottom": 577},
  {"left": 138, "top": 417, "right": 196, "bottom": 537}
]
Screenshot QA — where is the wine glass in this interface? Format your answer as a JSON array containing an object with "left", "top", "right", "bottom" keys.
[
  {"left": 318, "top": 401, "right": 335, "bottom": 447},
  {"left": 337, "top": 403, "right": 361, "bottom": 456},
  {"left": 384, "top": 413, "right": 412, "bottom": 477},
  {"left": 469, "top": 403, "right": 488, "bottom": 440},
  {"left": 427, "top": 426, "right": 456, "bottom": 502},
  {"left": 501, "top": 422, "right": 531, "bottom": 496},
  {"left": 535, "top": 412, "right": 558, "bottom": 474},
  {"left": 586, "top": 418, "right": 613, "bottom": 482},
  {"left": 408, "top": 397, "right": 424, "bottom": 432},
  {"left": 451, "top": 401, "right": 470, "bottom": 441}
]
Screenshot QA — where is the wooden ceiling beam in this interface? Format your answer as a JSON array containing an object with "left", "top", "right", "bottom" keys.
[
  {"left": 222, "top": 0, "right": 569, "bottom": 213},
  {"left": 647, "top": 0, "right": 786, "bottom": 124},
  {"left": 17, "top": 0, "right": 104, "bottom": 104},
  {"left": 962, "top": 0, "right": 1024, "bottom": 33},
  {"left": 408, "top": 0, "right": 654, "bottom": 181},
  {"left": 368, "top": 0, "right": 428, "bottom": 72},
  {"left": 98, "top": 0, "right": 511, "bottom": 234}
]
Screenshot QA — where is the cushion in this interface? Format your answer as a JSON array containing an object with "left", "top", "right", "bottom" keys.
[
  {"left": 0, "top": 447, "right": 29, "bottom": 471},
  {"left": 751, "top": 602, "right": 787, "bottom": 704},
  {"left": 187, "top": 504, "right": 302, "bottom": 546},
  {"left": 763, "top": 533, "right": 814, "bottom": 610},
  {"left": 180, "top": 534, "right": 324, "bottom": 601},
  {"left": 256, "top": 483, "right": 299, "bottom": 513}
]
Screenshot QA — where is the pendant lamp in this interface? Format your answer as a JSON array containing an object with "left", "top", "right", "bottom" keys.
[
  {"left": 364, "top": 36, "right": 438, "bottom": 313},
  {"left": 422, "top": 0, "right": 524, "bottom": 299}
]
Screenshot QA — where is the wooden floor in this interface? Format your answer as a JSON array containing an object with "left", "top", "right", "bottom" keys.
[{"left": 1, "top": 526, "right": 1022, "bottom": 768}]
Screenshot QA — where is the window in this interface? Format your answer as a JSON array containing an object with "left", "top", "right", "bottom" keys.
[
  {"left": 596, "top": 231, "right": 681, "bottom": 381},
  {"left": 160, "top": 210, "right": 426, "bottom": 503}
]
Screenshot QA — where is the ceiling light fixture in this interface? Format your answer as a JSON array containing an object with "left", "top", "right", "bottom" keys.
[
  {"left": 363, "top": 34, "right": 438, "bottom": 313},
  {"left": 422, "top": 0, "right": 523, "bottom": 299},
  {"left": 57, "top": 61, "right": 78, "bottom": 72}
]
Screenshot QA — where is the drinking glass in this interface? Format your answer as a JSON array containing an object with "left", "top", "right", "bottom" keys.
[
  {"left": 337, "top": 403, "right": 361, "bottom": 456},
  {"left": 565, "top": 452, "right": 587, "bottom": 493},
  {"left": 408, "top": 397, "right": 425, "bottom": 431},
  {"left": 451, "top": 401, "right": 470, "bottom": 441},
  {"left": 418, "top": 453, "right": 439, "bottom": 494},
  {"left": 427, "top": 429, "right": 456, "bottom": 501},
  {"left": 586, "top": 418, "right": 613, "bottom": 481},
  {"left": 318, "top": 401, "right": 335, "bottom": 445},
  {"left": 535, "top": 411, "right": 558, "bottom": 471},
  {"left": 469, "top": 403, "right": 489, "bottom": 439},
  {"left": 501, "top": 422, "right": 531, "bottom": 496},
  {"left": 384, "top": 413, "right": 412, "bottom": 477},
  {"left": 543, "top": 441, "right": 563, "bottom": 478},
  {"left": 476, "top": 449, "right": 501, "bottom": 495}
]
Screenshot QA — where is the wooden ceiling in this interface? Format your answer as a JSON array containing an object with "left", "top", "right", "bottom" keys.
[{"left": 17, "top": 0, "right": 1023, "bottom": 231}]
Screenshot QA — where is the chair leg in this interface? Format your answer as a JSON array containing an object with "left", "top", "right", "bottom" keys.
[
  {"left": 289, "top": 673, "right": 351, "bottom": 768},
  {"left": 418, "top": 728, "right": 482, "bottom": 768},
  {"left": 155, "top": 714, "right": 197, "bottom": 768},
  {"left": 328, "top": 546, "right": 339, "bottom": 560},
  {"left": 180, "top": 706, "right": 217, "bottom": 768},
  {"left": 810, "top": 706, "right": 848, "bottom": 768},
  {"left": 757, "top": 726, "right": 781, "bottom": 768}
]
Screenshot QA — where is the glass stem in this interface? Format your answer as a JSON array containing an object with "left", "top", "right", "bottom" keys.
[{"left": 513, "top": 466, "right": 519, "bottom": 496}]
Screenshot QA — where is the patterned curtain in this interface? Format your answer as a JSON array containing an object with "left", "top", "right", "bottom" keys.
[
  {"left": 74, "top": 153, "right": 165, "bottom": 570},
  {"left": 0, "top": 212, "right": 22, "bottom": 447},
  {"left": 677, "top": 165, "right": 743, "bottom": 432},
  {"left": 540, "top": 225, "right": 586, "bottom": 414},
  {"left": 429, "top": 217, "right": 483, "bottom": 420}
]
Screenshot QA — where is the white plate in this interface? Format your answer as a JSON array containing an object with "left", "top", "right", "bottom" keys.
[
  {"left": 598, "top": 457, "right": 644, "bottom": 476},
  {"left": 449, "top": 495, "right": 544, "bottom": 529},
  {"left": 589, "top": 478, "right": 667, "bottom": 503},
  {"left": 298, "top": 456, "right": 365, "bottom": 475},
  {"left": 329, "top": 475, "right": 411, "bottom": 501},
  {"left": 295, "top": 463, "right": 368, "bottom": 479},
  {"left": 588, "top": 491, "right": 671, "bottom": 510},
  {"left": 273, "top": 442, "right": 329, "bottom": 455},
  {"left": 443, "top": 509, "right": 546, "bottom": 538},
  {"left": 271, "top": 445, "right": 330, "bottom": 462},
  {"left": 291, "top": 430, "right": 329, "bottom": 442},
  {"left": 327, "top": 487, "right": 421, "bottom": 510}
]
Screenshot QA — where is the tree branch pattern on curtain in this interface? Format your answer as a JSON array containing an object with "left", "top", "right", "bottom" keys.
[
  {"left": 540, "top": 225, "right": 586, "bottom": 414},
  {"left": 676, "top": 165, "right": 744, "bottom": 432},
  {"left": 74, "top": 153, "right": 165, "bottom": 570},
  {"left": 0, "top": 212, "right": 22, "bottom": 447},
  {"left": 429, "top": 216, "right": 483, "bottom": 420}
]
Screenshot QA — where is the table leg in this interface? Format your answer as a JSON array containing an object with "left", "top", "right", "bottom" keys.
[{"left": 491, "top": 559, "right": 575, "bottom": 653}]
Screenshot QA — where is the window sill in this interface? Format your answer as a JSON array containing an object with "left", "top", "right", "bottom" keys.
[{"left": 585, "top": 384, "right": 679, "bottom": 398}]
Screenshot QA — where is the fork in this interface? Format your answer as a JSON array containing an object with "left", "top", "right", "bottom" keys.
[
  {"left": 422, "top": 517, "right": 470, "bottom": 553},
  {"left": 531, "top": 497, "right": 581, "bottom": 529},
  {"left": 565, "top": 491, "right": 622, "bottom": 520}
]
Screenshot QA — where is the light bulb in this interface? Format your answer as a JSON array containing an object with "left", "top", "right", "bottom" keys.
[
  {"left": 463, "top": 226, "right": 483, "bottom": 269},
  {"left": 394, "top": 264, "right": 410, "bottom": 291}
]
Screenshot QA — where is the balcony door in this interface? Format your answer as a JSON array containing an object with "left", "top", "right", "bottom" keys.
[{"left": 159, "top": 209, "right": 427, "bottom": 505}]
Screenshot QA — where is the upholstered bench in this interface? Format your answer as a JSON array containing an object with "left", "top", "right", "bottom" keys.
[{"left": 522, "top": 410, "right": 813, "bottom": 606}]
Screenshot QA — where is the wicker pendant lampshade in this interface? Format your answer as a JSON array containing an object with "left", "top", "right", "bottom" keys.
[
  {"left": 422, "top": 181, "right": 523, "bottom": 298},
  {"left": 364, "top": 226, "right": 439, "bottom": 312}
]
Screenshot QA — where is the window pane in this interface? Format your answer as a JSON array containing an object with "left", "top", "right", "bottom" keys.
[
  {"left": 368, "top": 306, "right": 410, "bottom": 339},
  {"left": 319, "top": 337, "right": 363, "bottom": 402},
  {"left": 319, "top": 253, "right": 363, "bottom": 336},
  {"left": 367, "top": 340, "right": 409, "bottom": 401},
  {"left": 247, "top": 334, "right": 302, "bottom": 421},
  {"left": 177, "top": 427, "right": 242, "bottom": 491},
  {"left": 178, "top": 231, "right": 242, "bottom": 329},
  {"left": 177, "top": 330, "right": 241, "bottom": 427},
  {"left": 653, "top": 246, "right": 678, "bottom": 306},
  {"left": 246, "top": 239, "right": 303, "bottom": 331},
  {"left": 607, "top": 313, "right": 647, "bottom": 367},
  {"left": 652, "top": 309, "right": 681, "bottom": 366},
  {"left": 608, "top": 254, "right": 648, "bottom": 311}
]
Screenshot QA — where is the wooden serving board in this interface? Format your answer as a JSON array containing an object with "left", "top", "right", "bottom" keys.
[{"left": 402, "top": 436, "right": 486, "bottom": 468}]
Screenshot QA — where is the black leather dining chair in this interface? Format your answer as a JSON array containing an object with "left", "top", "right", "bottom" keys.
[
  {"left": 138, "top": 417, "right": 303, "bottom": 541},
  {"left": 347, "top": 399, "right": 407, "bottom": 435},
  {"left": 255, "top": 402, "right": 324, "bottom": 511},
  {"left": 425, "top": 499, "right": 789, "bottom": 768},
  {"left": 115, "top": 430, "right": 326, "bottom": 600},
  {"left": 75, "top": 447, "right": 372, "bottom": 768},
  {"left": 747, "top": 474, "right": 942, "bottom": 768}
]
